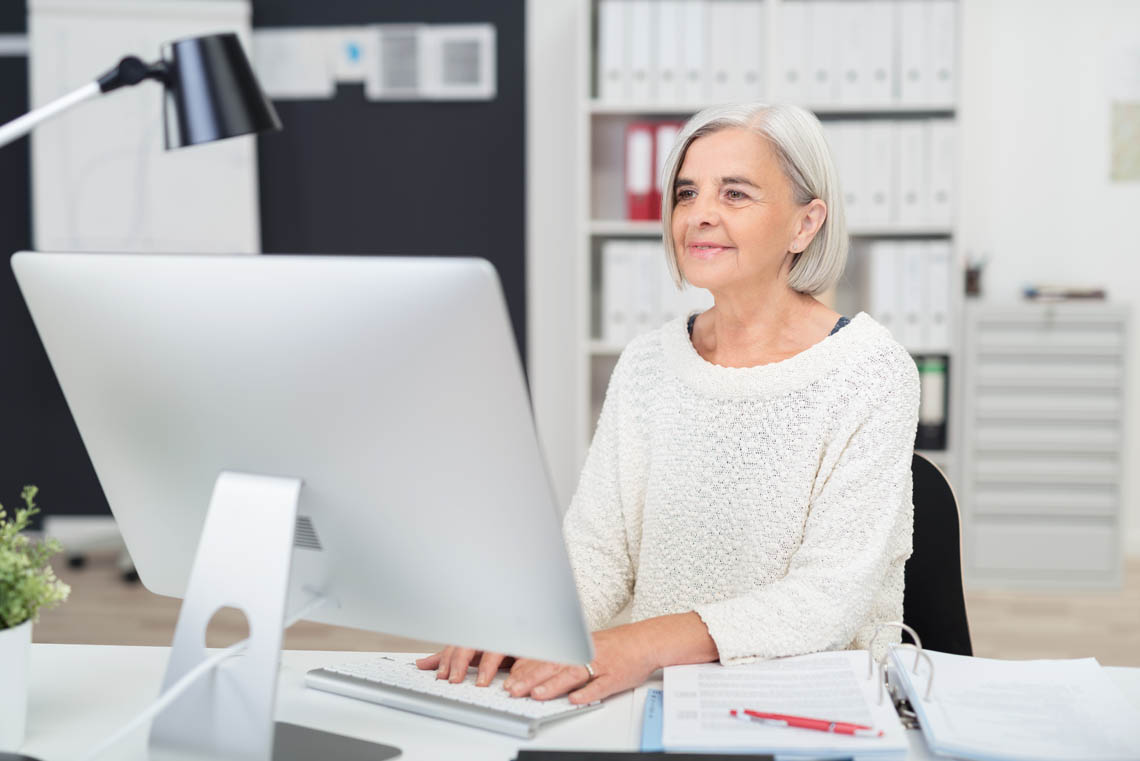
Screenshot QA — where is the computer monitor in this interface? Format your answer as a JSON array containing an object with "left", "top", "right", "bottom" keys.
[{"left": 12, "top": 251, "right": 593, "bottom": 758}]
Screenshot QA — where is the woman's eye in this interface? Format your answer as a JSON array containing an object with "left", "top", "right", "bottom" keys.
[
  {"left": 676, "top": 189, "right": 696, "bottom": 201},
  {"left": 725, "top": 189, "right": 747, "bottom": 201}
]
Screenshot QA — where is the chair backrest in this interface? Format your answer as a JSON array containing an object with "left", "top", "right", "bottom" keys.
[{"left": 903, "top": 452, "right": 973, "bottom": 656}]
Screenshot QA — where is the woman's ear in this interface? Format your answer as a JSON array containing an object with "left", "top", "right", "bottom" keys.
[{"left": 790, "top": 199, "right": 827, "bottom": 253}]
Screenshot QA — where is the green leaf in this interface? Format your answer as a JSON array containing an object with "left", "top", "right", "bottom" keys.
[{"left": 0, "top": 485, "right": 69, "bottom": 630}]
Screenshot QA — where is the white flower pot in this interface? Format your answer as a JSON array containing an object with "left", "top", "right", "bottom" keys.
[{"left": 0, "top": 619, "right": 32, "bottom": 751}]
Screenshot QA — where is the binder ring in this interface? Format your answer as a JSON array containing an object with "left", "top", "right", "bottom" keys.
[
  {"left": 866, "top": 621, "right": 924, "bottom": 678},
  {"left": 865, "top": 621, "right": 935, "bottom": 704},
  {"left": 892, "top": 644, "right": 935, "bottom": 702}
]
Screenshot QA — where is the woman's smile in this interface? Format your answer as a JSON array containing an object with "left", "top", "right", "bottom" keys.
[{"left": 687, "top": 241, "right": 735, "bottom": 260}]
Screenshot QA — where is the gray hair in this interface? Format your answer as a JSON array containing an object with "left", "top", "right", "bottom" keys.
[{"left": 660, "top": 103, "right": 848, "bottom": 296}]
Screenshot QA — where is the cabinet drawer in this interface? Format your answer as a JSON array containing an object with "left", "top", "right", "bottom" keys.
[
  {"left": 975, "top": 390, "right": 1121, "bottom": 421},
  {"left": 975, "top": 359, "right": 1122, "bottom": 391},
  {"left": 972, "top": 484, "right": 1117, "bottom": 517},
  {"left": 973, "top": 453, "right": 1118, "bottom": 485},
  {"left": 978, "top": 326, "right": 1124, "bottom": 354},
  {"left": 971, "top": 519, "right": 1117, "bottom": 574},
  {"left": 973, "top": 421, "right": 1121, "bottom": 454}
]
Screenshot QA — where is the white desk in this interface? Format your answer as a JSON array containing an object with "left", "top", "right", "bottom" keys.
[{"left": 20, "top": 644, "right": 1140, "bottom": 760}]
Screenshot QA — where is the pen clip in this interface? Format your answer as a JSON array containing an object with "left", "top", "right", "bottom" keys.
[{"left": 729, "top": 710, "right": 788, "bottom": 728}]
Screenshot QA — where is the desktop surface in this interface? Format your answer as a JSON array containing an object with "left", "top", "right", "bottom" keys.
[
  {"left": 23, "top": 645, "right": 637, "bottom": 761},
  {"left": 25, "top": 643, "right": 1140, "bottom": 761}
]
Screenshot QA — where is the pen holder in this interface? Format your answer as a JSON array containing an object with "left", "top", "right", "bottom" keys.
[{"left": 0, "top": 619, "right": 32, "bottom": 750}]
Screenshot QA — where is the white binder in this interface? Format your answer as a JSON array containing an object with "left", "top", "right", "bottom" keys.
[
  {"left": 864, "top": 1, "right": 896, "bottom": 104},
  {"left": 893, "top": 120, "right": 927, "bottom": 225},
  {"left": 927, "top": 119, "right": 955, "bottom": 227},
  {"left": 820, "top": 119, "right": 843, "bottom": 179},
  {"left": 737, "top": 0, "right": 766, "bottom": 101},
  {"left": 632, "top": 241, "right": 662, "bottom": 337},
  {"left": 928, "top": 0, "right": 957, "bottom": 104},
  {"left": 868, "top": 240, "right": 901, "bottom": 337},
  {"left": 628, "top": 0, "right": 654, "bottom": 103},
  {"left": 820, "top": 120, "right": 845, "bottom": 214},
  {"left": 835, "top": 1, "right": 866, "bottom": 104},
  {"left": 777, "top": 0, "right": 810, "bottom": 102},
  {"left": 890, "top": 648, "right": 1140, "bottom": 761},
  {"left": 865, "top": 122, "right": 894, "bottom": 226},
  {"left": 925, "top": 240, "right": 953, "bottom": 351},
  {"left": 897, "top": 0, "right": 930, "bottom": 103},
  {"left": 899, "top": 241, "right": 927, "bottom": 349},
  {"left": 679, "top": 0, "right": 707, "bottom": 104},
  {"left": 806, "top": 1, "right": 838, "bottom": 104},
  {"left": 602, "top": 240, "right": 635, "bottom": 344},
  {"left": 834, "top": 121, "right": 870, "bottom": 229},
  {"left": 706, "top": 0, "right": 738, "bottom": 102},
  {"left": 598, "top": 0, "right": 630, "bottom": 102},
  {"left": 654, "top": 1, "right": 684, "bottom": 104}
]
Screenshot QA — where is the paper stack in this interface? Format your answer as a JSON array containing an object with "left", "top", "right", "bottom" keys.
[{"left": 661, "top": 651, "right": 908, "bottom": 760}]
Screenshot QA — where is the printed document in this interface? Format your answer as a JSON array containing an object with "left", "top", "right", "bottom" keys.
[{"left": 662, "top": 650, "right": 907, "bottom": 759}]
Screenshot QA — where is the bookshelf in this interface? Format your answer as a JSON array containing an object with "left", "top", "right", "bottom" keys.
[
  {"left": 572, "top": 0, "right": 965, "bottom": 489},
  {"left": 589, "top": 219, "right": 955, "bottom": 238}
]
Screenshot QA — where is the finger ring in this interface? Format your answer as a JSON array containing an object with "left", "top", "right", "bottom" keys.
[{"left": 584, "top": 662, "right": 596, "bottom": 679}]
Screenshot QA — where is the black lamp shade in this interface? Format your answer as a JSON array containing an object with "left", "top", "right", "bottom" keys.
[{"left": 162, "top": 33, "right": 281, "bottom": 150}]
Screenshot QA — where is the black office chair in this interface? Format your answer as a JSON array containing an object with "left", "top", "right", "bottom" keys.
[{"left": 902, "top": 452, "right": 973, "bottom": 656}]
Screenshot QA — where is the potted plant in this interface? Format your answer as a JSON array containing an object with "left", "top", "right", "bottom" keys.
[{"left": 0, "top": 486, "right": 70, "bottom": 751}]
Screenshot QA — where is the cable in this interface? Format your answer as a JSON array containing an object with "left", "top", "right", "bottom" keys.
[{"left": 78, "top": 594, "right": 328, "bottom": 761}]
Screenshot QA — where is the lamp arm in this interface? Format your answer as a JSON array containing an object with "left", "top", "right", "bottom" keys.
[
  {"left": 0, "top": 55, "right": 168, "bottom": 150},
  {"left": 0, "top": 81, "right": 100, "bottom": 149}
]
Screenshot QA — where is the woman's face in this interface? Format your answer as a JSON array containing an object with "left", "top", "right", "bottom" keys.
[{"left": 670, "top": 128, "right": 819, "bottom": 295}]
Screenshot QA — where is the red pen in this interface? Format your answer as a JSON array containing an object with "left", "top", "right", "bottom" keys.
[{"left": 729, "top": 709, "right": 883, "bottom": 738}]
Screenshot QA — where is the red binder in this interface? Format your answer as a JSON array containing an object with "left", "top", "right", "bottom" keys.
[{"left": 625, "top": 121, "right": 654, "bottom": 220}]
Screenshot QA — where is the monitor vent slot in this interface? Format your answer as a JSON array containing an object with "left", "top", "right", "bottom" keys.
[{"left": 294, "top": 515, "right": 322, "bottom": 551}]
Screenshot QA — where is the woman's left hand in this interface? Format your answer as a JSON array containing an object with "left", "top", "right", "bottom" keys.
[{"left": 502, "top": 621, "right": 662, "bottom": 704}]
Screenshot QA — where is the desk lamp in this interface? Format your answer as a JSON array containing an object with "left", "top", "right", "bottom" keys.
[{"left": 0, "top": 32, "right": 280, "bottom": 150}]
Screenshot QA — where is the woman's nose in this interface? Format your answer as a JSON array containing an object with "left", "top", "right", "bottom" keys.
[{"left": 690, "top": 194, "right": 720, "bottom": 227}]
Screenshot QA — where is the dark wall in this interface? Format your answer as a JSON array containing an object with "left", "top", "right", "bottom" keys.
[
  {"left": 256, "top": 0, "right": 528, "bottom": 360},
  {"left": 0, "top": 2, "right": 93, "bottom": 528},
  {"left": 0, "top": 0, "right": 527, "bottom": 522}
]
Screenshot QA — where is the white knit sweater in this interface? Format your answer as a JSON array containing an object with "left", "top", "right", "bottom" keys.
[{"left": 563, "top": 312, "right": 920, "bottom": 664}]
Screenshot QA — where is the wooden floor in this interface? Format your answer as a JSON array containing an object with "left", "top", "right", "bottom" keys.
[{"left": 31, "top": 552, "right": 1140, "bottom": 665}]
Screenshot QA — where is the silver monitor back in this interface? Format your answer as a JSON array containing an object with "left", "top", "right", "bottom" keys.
[{"left": 12, "top": 252, "right": 592, "bottom": 665}]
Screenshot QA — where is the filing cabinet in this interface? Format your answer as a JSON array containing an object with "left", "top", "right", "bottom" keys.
[{"left": 962, "top": 303, "right": 1129, "bottom": 587}]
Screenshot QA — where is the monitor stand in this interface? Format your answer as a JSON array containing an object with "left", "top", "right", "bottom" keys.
[{"left": 147, "top": 471, "right": 400, "bottom": 761}]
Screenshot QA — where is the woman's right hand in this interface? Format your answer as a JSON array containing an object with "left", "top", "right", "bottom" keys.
[{"left": 415, "top": 646, "right": 513, "bottom": 687}]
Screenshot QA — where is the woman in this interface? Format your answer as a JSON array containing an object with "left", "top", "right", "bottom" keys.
[{"left": 417, "top": 102, "right": 919, "bottom": 705}]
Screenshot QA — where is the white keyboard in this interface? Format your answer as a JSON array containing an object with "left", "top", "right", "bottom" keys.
[{"left": 305, "top": 655, "right": 602, "bottom": 738}]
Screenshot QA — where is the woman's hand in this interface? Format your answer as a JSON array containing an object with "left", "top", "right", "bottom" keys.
[
  {"left": 415, "top": 646, "right": 514, "bottom": 687},
  {"left": 504, "top": 621, "right": 667, "bottom": 704},
  {"left": 416, "top": 612, "right": 718, "bottom": 702}
]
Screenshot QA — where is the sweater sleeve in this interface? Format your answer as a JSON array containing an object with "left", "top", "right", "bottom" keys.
[
  {"left": 562, "top": 353, "right": 638, "bottom": 631},
  {"left": 694, "top": 362, "right": 919, "bottom": 664}
]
